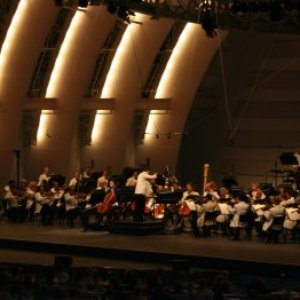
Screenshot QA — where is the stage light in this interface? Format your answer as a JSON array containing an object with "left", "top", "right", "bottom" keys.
[{"left": 78, "top": 0, "right": 89, "bottom": 8}]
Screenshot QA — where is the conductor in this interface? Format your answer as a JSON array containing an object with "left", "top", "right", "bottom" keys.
[{"left": 134, "top": 168, "right": 157, "bottom": 222}]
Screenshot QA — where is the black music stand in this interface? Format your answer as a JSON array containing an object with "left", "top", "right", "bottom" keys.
[{"left": 279, "top": 152, "right": 298, "bottom": 165}]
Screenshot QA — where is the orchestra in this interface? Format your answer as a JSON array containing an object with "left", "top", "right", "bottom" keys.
[{"left": 1, "top": 165, "right": 300, "bottom": 244}]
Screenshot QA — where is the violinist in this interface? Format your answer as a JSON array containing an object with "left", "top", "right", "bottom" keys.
[
  {"left": 64, "top": 187, "right": 78, "bottom": 228},
  {"left": 229, "top": 193, "right": 251, "bottom": 240},
  {"left": 25, "top": 181, "right": 37, "bottom": 222},
  {"left": 5, "top": 185, "right": 19, "bottom": 223},
  {"left": 263, "top": 196, "right": 285, "bottom": 243},
  {"left": 203, "top": 182, "right": 220, "bottom": 201},
  {"left": 34, "top": 185, "right": 49, "bottom": 224},
  {"left": 216, "top": 188, "right": 233, "bottom": 234},
  {"left": 280, "top": 189, "right": 296, "bottom": 207},
  {"left": 69, "top": 172, "right": 81, "bottom": 189},
  {"left": 201, "top": 194, "right": 218, "bottom": 236},
  {"left": 249, "top": 182, "right": 266, "bottom": 201}
]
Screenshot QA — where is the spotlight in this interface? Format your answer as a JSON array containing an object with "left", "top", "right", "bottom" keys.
[{"left": 78, "top": 0, "right": 89, "bottom": 8}]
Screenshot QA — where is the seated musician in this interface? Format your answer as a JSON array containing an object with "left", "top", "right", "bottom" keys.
[
  {"left": 280, "top": 190, "right": 296, "bottom": 207},
  {"left": 249, "top": 182, "right": 266, "bottom": 201},
  {"left": 164, "top": 181, "right": 183, "bottom": 225},
  {"left": 97, "top": 179, "right": 119, "bottom": 226},
  {"left": 5, "top": 185, "right": 20, "bottom": 222},
  {"left": 82, "top": 167, "right": 92, "bottom": 179},
  {"left": 34, "top": 185, "right": 49, "bottom": 224},
  {"left": 25, "top": 181, "right": 37, "bottom": 221},
  {"left": 97, "top": 169, "right": 109, "bottom": 189},
  {"left": 203, "top": 182, "right": 220, "bottom": 201},
  {"left": 69, "top": 171, "right": 81, "bottom": 189},
  {"left": 178, "top": 182, "right": 201, "bottom": 237},
  {"left": 201, "top": 194, "right": 218, "bottom": 236},
  {"left": 216, "top": 190, "right": 233, "bottom": 234},
  {"left": 229, "top": 193, "right": 251, "bottom": 240},
  {"left": 125, "top": 170, "right": 138, "bottom": 187},
  {"left": 64, "top": 187, "right": 78, "bottom": 228},
  {"left": 81, "top": 182, "right": 108, "bottom": 231},
  {"left": 251, "top": 189, "right": 267, "bottom": 205},
  {"left": 263, "top": 196, "right": 285, "bottom": 243}
]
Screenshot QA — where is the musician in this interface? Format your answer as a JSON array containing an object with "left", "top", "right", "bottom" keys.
[
  {"left": 249, "top": 182, "right": 266, "bottom": 200},
  {"left": 263, "top": 196, "right": 285, "bottom": 243},
  {"left": 219, "top": 187, "right": 231, "bottom": 200},
  {"left": 64, "top": 187, "right": 78, "bottom": 228},
  {"left": 2, "top": 180, "right": 16, "bottom": 215},
  {"left": 69, "top": 172, "right": 81, "bottom": 189},
  {"left": 98, "top": 179, "right": 120, "bottom": 225},
  {"left": 97, "top": 169, "right": 109, "bottom": 189},
  {"left": 203, "top": 182, "right": 220, "bottom": 201},
  {"left": 5, "top": 185, "right": 19, "bottom": 222},
  {"left": 280, "top": 190, "right": 295, "bottom": 207},
  {"left": 179, "top": 182, "right": 200, "bottom": 237},
  {"left": 34, "top": 185, "right": 48, "bottom": 223},
  {"left": 82, "top": 167, "right": 92, "bottom": 179},
  {"left": 230, "top": 193, "right": 250, "bottom": 240},
  {"left": 125, "top": 170, "right": 138, "bottom": 187},
  {"left": 251, "top": 189, "right": 267, "bottom": 205},
  {"left": 25, "top": 181, "right": 37, "bottom": 221},
  {"left": 201, "top": 194, "right": 218, "bottom": 236},
  {"left": 134, "top": 168, "right": 157, "bottom": 222},
  {"left": 37, "top": 167, "right": 51, "bottom": 188}
]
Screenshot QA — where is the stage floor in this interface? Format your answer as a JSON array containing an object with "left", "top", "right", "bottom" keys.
[{"left": 0, "top": 222, "right": 299, "bottom": 275}]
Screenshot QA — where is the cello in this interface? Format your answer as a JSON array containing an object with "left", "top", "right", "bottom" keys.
[{"left": 97, "top": 190, "right": 116, "bottom": 214}]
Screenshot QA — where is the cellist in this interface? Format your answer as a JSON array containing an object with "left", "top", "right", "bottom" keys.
[{"left": 178, "top": 182, "right": 201, "bottom": 237}]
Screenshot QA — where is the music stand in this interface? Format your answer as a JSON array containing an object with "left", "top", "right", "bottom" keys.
[{"left": 279, "top": 152, "right": 298, "bottom": 165}]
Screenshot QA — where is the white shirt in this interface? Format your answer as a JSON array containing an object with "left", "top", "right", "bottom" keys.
[
  {"left": 135, "top": 172, "right": 157, "bottom": 195},
  {"left": 69, "top": 178, "right": 78, "bottom": 188},
  {"left": 38, "top": 173, "right": 51, "bottom": 186},
  {"left": 64, "top": 192, "right": 78, "bottom": 211}
]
